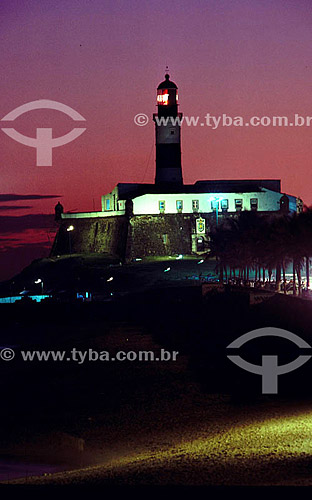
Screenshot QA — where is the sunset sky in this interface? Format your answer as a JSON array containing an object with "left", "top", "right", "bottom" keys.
[{"left": 1, "top": 0, "right": 312, "bottom": 281}]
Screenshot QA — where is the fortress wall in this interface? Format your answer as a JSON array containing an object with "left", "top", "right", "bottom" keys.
[
  {"left": 50, "top": 212, "right": 217, "bottom": 261},
  {"left": 50, "top": 216, "right": 128, "bottom": 258},
  {"left": 126, "top": 214, "right": 196, "bottom": 259}
]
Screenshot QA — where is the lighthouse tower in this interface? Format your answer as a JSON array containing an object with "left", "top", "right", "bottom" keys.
[{"left": 153, "top": 73, "right": 183, "bottom": 185}]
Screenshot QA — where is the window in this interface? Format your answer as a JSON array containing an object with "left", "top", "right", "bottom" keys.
[
  {"left": 211, "top": 200, "right": 219, "bottom": 211},
  {"left": 221, "top": 199, "right": 229, "bottom": 211},
  {"left": 159, "top": 200, "right": 165, "bottom": 212},
  {"left": 176, "top": 200, "right": 183, "bottom": 212},
  {"left": 250, "top": 198, "right": 258, "bottom": 211},
  {"left": 105, "top": 199, "right": 110, "bottom": 210},
  {"left": 118, "top": 200, "right": 125, "bottom": 210},
  {"left": 196, "top": 237, "right": 204, "bottom": 252},
  {"left": 235, "top": 199, "right": 243, "bottom": 211},
  {"left": 192, "top": 200, "right": 199, "bottom": 211}
]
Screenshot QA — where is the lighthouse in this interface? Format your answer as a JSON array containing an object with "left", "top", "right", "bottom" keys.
[
  {"left": 53, "top": 71, "right": 303, "bottom": 263},
  {"left": 153, "top": 73, "right": 183, "bottom": 185}
]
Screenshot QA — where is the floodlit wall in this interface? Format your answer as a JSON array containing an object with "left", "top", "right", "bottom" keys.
[{"left": 132, "top": 190, "right": 297, "bottom": 215}]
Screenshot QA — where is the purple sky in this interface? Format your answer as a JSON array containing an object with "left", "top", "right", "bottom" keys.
[{"left": 1, "top": 0, "right": 312, "bottom": 280}]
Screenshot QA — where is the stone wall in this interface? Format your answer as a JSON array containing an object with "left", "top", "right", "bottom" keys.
[
  {"left": 50, "top": 216, "right": 128, "bottom": 259},
  {"left": 125, "top": 213, "right": 197, "bottom": 259},
  {"left": 50, "top": 212, "right": 215, "bottom": 260}
]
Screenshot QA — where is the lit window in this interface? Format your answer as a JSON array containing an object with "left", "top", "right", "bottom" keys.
[
  {"left": 250, "top": 198, "right": 258, "bottom": 211},
  {"left": 159, "top": 200, "right": 165, "bottom": 212},
  {"left": 192, "top": 200, "right": 199, "bottom": 211},
  {"left": 211, "top": 200, "right": 219, "bottom": 211},
  {"left": 197, "top": 237, "right": 204, "bottom": 252},
  {"left": 106, "top": 199, "right": 110, "bottom": 210},
  {"left": 176, "top": 200, "right": 183, "bottom": 212},
  {"left": 221, "top": 199, "right": 229, "bottom": 211},
  {"left": 157, "top": 90, "right": 169, "bottom": 105},
  {"left": 235, "top": 199, "right": 243, "bottom": 211}
]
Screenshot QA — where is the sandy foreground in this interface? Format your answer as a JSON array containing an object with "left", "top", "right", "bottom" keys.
[
  {"left": 6, "top": 393, "right": 312, "bottom": 485},
  {"left": 6, "top": 405, "right": 312, "bottom": 485},
  {"left": 3, "top": 321, "right": 312, "bottom": 486}
]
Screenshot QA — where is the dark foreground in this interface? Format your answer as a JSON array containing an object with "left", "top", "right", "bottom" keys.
[{"left": 2, "top": 285, "right": 312, "bottom": 486}]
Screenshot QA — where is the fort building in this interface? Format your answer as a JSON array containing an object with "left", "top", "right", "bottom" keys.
[{"left": 51, "top": 73, "right": 302, "bottom": 260}]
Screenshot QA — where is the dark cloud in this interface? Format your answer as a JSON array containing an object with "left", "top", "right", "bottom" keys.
[
  {"left": 0, "top": 240, "right": 51, "bottom": 252},
  {"left": 0, "top": 213, "right": 57, "bottom": 234},
  {"left": 0, "top": 194, "right": 61, "bottom": 202},
  {"left": 0, "top": 205, "right": 32, "bottom": 211}
]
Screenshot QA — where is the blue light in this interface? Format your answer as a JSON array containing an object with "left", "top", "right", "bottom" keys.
[{"left": 0, "top": 295, "right": 50, "bottom": 304}]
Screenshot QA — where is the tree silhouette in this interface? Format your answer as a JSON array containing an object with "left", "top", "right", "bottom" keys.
[{"left": 209, "top": 207, "right": 312, "bottom": 295}]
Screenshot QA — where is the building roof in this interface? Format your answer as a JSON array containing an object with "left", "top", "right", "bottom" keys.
[{"left": 116, "top": 179, "right": 282, "bottom": 199}]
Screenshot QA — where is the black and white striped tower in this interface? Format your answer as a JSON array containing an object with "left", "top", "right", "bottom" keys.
[{"left": 153, "top": 72, "right": 183, "bottom": 185}]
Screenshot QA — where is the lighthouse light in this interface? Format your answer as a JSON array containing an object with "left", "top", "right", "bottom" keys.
[{"left": 157, "top": 92, "right": 169, "bottom": 105}]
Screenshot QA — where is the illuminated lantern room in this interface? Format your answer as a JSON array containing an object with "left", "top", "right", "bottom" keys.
[{"left": 157, "top": 73, "right": 178, "bottom": 111}]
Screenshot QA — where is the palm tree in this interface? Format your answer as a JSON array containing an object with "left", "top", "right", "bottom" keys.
[
  {"left": 209, "top": 208, "right": 312, "bottom": 295},
  {"left": 295, "top": 208, "right": 312, "bottom": 291}
]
